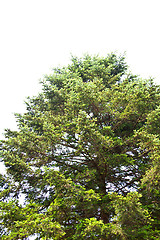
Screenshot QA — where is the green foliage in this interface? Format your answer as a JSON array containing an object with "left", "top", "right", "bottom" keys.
[
  {"left": 110, "top": 192, "right": 153, "bottom": 239},
  {"left": 0, "top": 53, "right": 160, "bottom": 239}
]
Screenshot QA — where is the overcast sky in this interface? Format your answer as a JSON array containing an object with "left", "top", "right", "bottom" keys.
[{"left": 0, "top": 0, "right": 160, "bottom": 140}]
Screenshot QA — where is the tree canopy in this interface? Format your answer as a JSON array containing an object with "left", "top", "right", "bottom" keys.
[{"left": 0, "top": 53, "right": 160, "bottom": 239}]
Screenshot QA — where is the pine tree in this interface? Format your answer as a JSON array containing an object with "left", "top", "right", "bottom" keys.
[{"left": 0, "top": 53, "right": 160, "bottom": 239}]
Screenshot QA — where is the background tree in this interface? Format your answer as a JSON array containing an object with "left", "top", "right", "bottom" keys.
[{"left": 0, "top": 53, "right": 160, "bottom": 239}]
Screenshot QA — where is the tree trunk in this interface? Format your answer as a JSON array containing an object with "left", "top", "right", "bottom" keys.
[{"left": 99, "top": 174, "right": 110, "bottom": 224}]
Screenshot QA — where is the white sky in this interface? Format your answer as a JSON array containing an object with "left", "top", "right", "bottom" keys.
[{"left": 0, "top": 0, "right": 160, "bottom": 139}]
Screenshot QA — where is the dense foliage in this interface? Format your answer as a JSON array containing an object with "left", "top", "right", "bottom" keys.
[{"left": 0, "top": 53, "right": 160, "bottom": 239}]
